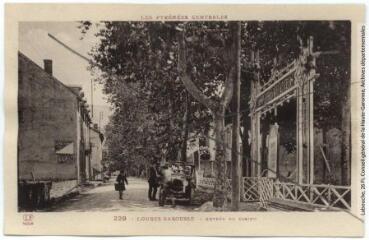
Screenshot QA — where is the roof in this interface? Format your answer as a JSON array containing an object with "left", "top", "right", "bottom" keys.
[
  {"left": 56, "top": 143, "right": 74, "bottom": 155},
  {"left": 18, "top": 51, "right": 81, "bottom": 100},
  {"left": 19, "top": 51, "right": 93, "bottom": 123}
]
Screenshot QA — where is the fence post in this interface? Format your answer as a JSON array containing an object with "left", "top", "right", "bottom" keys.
[
  {"left": 328, "top": 185, "right": 332, "bottom": 204},
  {"left": 240, "top": 177, "right": 244, "bottom": 202}
]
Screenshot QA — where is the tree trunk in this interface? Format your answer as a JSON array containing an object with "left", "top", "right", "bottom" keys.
[
  {"left": 213, "top": 109, "right": 228, "bottom": 209},
  {"left": 180, "top": 93, "right": 190, "bottom": 162},
  {"left": 168, "top": 98, "right": 177, "bottom": 162},
  {"left": 242, "top": 125, "right": 251, "bottom": 177},
  {"left": 230, "top": 21, "right": 241, "bottom": 211},
  {"left": 341, "top": 82, "right": 350, "bottom": 185},
  {"left": 177, "top": 24, "right": 235, "bottom": 210}
]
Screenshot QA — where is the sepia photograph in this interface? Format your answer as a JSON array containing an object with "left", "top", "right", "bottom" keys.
[
  {"left": 4, "top": 3, "right": 365, "bottom": 236},
  {"left": 17, "top": 20, "right": 352, "bottom": 213}
]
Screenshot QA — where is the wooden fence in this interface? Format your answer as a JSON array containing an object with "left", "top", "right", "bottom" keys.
[
  {"left": 197, "top": 174, "right": 351, "bottom": 210},
  {"left": 273, "top": 180, "right": 351, "bottom": 210},
  {"left": 195, "top": 175, "right": 232, "bottom": 199}
]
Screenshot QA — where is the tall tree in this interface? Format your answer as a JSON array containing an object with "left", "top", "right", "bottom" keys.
[
  {"left": 83, "top": 21, "right": 239, "bottom": 208},
  {"left": 83, "top": 22, "right": 202, "bottom": 166},
  {"left": 231, "top": 22, "right": 241, "bottom": 211},
  {"left": 176, "top": 22, "right": 236, "bottom": 209}
]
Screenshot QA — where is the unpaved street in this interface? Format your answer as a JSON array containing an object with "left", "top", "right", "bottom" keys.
[{"left": 49, "top": 177, "right": 197, "bottom": 212}]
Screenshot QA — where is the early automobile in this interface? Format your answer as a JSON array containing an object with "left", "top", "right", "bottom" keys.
[{"left": 158, "top": 162, "right": 195, "bottom": 206}]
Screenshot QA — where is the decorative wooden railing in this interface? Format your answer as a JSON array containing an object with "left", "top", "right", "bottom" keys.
[
  {"left": 242, "top": 177, "right": 273, "bottom": 208},
  {"left": 242, "top": 177, "right": 260, "bottom": 201},
  {"left": 196, "top": 176, "right": 216, "bottom": 189},
  {"left": 196, "top": 175, "right": 232, "bottom": 199},
  {"left": 258, "top": 178, "right": 274, "bottom": 207},
  {"left": 197, "top": 175, "right": 351, "bottom": 211},
  {"left": 273, "top": 180, "right": 351, "bottom": 210}
]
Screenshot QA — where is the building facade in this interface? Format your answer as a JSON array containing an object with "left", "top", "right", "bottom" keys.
[
  {"left": 90, "top": 125, "right": 104, "bottom": 180},
  {"left": 186, "top": 124, "right": 241, "bottom": 179},
  {"left": 18, "top": 52, "right": 95, "bottom": 208}
]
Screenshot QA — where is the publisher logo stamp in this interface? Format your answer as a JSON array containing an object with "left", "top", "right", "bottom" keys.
[{"left": 23, "top": 214, "right": 34, "bottom": 225}]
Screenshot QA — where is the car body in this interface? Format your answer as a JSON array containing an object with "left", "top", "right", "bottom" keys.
[{"left": 158, "top": 162, "right": 195, "bottom": 206}]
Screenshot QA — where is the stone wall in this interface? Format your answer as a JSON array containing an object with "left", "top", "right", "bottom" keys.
[
  {"left": 90, "top": 128, "right": 103, "bottom": 179},
  {"left": 50, "top": 180, "right": 78, "bottom": 199}
]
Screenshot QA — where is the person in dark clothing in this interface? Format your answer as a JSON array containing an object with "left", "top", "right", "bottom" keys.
[
  {"left": 148, "top": 163, "right": 159, "bottom": 201},
  {"left": 116, "top": 170, "right": 128, "bottom": 200}
]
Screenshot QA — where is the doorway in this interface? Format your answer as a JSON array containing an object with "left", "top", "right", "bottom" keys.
[{"left": 260, "top": 98, "right": 297, "bottom": 182}]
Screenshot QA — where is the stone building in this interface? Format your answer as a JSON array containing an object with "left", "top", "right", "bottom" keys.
[
  {"left": 186, "top": 124, "right": 241, "bottom": 179},
  {"left": 89, "top": 124, "right": 104, "bottom": 180},
  {"left": 18, "top": 52, "right": 93, "bottom": 209}
]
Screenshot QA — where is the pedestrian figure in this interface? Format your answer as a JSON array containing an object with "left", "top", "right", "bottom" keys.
[
  {"left": 115, "top": 170, "right": 128, "bottom": 200},
  {"left": 148, "top": 162, "right": 159, "bottom": 201}
]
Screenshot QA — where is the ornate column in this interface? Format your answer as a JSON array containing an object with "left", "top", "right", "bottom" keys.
[{"left": 294, "top": 36, "right": 317, "bottom": 184}]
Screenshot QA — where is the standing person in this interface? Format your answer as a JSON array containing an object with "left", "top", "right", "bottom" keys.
[
  {"left": 148, "top": 162, "right": 159, "bottom": 201},
  {"left": 161, "top": 163, "right": 172, "bottom": 186},
  {"left": 116, "top": 170, "right": 128, "bottom": 200}
]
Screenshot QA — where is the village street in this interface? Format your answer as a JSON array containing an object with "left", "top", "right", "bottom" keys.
[
  {"left": 48, "top": 178, "right": 197, "bottom": 212},
  {"left": 17, "top": 21, "right": 352, "bottom": 214}
]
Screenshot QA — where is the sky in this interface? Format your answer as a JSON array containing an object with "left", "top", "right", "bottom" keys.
[{"left": 19, "top": 21, "right": 112, "bottom": 130}]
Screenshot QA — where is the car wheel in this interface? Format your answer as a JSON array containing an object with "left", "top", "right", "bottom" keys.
[
  {"left": 188, "top": 187, "right": 195, "bottom": 205},
  {"left": 159, "top": 188, "right": 166, "bottom": 206}
]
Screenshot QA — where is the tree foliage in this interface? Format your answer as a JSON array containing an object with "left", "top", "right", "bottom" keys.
[
  {"left": 81, "top": 20, "right": 351, "bottom": 201},
  {"left": 84, "top": 22, "right": 234, "bottom": 169},
  {"left": 243, "top": 21, "right": 351, "bottom": 130}
]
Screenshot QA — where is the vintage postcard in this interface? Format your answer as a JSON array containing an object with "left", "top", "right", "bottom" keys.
[{"left": 3, "top": 3, "right": 366, "bottom": 236}]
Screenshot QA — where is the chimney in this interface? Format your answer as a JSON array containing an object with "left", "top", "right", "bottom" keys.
[{"left": 43, "top": 59, "right": 53, "bottom": 75}]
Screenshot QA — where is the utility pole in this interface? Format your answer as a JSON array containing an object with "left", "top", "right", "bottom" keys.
[
  {"left": 231, "top": 22, "right": 241, "bottom": 211},
  {"left": 91, "top": 78, "right": 94, "bottom": 118}
]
